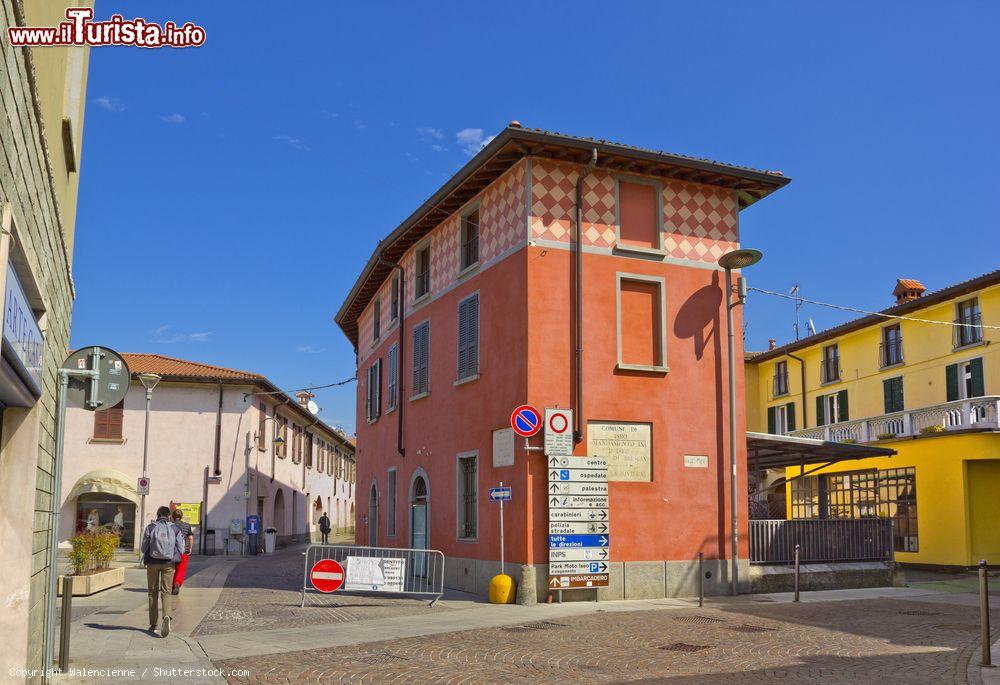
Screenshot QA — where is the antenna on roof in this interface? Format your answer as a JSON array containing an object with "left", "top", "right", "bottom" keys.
[
  {"left": 790, "top": 285, "right": 803, "bottom": 340},
  {"left": 808, "top": 318, "right": 817, "bottom": 336}
]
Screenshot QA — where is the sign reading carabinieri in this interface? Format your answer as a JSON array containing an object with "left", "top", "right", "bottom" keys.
[{"left": 587, "top": 422, "right": 652, "bottom": 482}]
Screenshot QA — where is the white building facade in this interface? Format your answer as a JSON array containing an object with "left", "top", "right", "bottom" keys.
[{"left": 58, "top": 354, "right": 356, "bottom": 554}]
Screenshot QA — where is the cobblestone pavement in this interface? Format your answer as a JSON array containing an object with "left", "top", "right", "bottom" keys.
[
  {"left": 192, "top": 547, "right": 454, "bottom": 637},
  {"left": 215, "top": 597, "right": 992, "bottom": 684}
]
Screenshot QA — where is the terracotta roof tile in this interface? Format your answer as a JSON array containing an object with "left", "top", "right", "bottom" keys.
[{"left": 121, "top": 353, "right": 263, "bottom": 381}]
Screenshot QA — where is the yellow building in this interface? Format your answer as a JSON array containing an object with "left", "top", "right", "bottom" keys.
[{"left": 745, "top": 270, "right": 999, "bottom": 569}]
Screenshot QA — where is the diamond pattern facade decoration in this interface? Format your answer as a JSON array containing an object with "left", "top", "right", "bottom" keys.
[
  {"left": 530, "top": 159, "right": 739, "bottom": 261},
  {"left": 357, "top": 162, "right": 526, "bottom": 361},
  {"left": 357, "top": 157, "right": 739, "bottom": 360}
]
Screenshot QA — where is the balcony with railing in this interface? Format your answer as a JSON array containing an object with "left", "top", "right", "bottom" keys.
[
  {"left": 791, "top": 395, "right": 999, "bottom": 442},
  {"left": 954, "top": 312, "right": 983, "bottom": 348},
  {"left": 461, "top": 234, "right": 479, "bottom": 271},
  {"left": 879, "top": 338, "right": 904, "bottom": 367},
  {"left": 820, "top": 357, "right": 840, "bottom": 384},
  {"left": 772, "top": 373, "right": 789, "bottom": 397}
]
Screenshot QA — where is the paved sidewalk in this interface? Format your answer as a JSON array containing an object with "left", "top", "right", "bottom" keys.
[
  {"left": 54, "top": 555, "right": 243, "bottom": 684},
  {"left": 50, "top": 548, "right": 1000, "bottom": 684}
]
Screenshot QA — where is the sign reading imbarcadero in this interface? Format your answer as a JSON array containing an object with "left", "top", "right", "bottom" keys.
[{"left": 587, "top": 422, "right": 652, "bottom": 482}]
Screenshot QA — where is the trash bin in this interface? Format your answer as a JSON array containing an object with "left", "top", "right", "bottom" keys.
[
  {"left": 264, "top": 527, "right": 277, "bottom": 554},
  {"left": 204, "top": 529, "right": 216, "bottom": 556}
]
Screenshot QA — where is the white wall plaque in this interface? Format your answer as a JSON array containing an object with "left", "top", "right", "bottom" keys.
[
  {"left": 587, "top": 422, "right": 652, "bottom": 482},
  {"left": 684, "top": 455, "right": 709, "bottom": 468},
  {"left": 492, "top": 427, "right": 515, "bottom": 468}
]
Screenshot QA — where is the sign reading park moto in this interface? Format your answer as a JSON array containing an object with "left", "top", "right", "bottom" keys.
[{"left": 547, "top": 454, "right": 610, "bottom": 590}]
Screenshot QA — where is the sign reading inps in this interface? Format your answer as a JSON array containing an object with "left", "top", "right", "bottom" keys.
[
  {"left": 3, "top": 261, "right": 44, "bottom": 394},
  {"left": 587, "top": 422, "right": 652, "bottom": 482}
]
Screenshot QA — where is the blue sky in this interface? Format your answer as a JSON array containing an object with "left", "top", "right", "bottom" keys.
[{"left": 71, "top": 2, "right": 999, "bottom": 434}]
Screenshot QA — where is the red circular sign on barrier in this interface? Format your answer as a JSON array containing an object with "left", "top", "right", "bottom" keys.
[{"left": 310, "top": 558, "right": 345, "bottom": 593}]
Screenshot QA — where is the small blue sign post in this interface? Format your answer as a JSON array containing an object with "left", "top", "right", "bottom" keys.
[
  {"left": 246, "top": 514, "right": 260, "bottom": 535},
  {"left": 489, "top": 482, "right": 512, "bottom": 576}
]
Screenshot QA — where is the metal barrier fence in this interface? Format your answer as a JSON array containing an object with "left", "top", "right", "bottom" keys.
[
  {"left": 300, "top": 544, "right": 445, "bottom": 606},
  {"left": 749, "top": 518, "right": 894, "bottom": 565}
]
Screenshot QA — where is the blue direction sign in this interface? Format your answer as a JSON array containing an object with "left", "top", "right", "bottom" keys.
[
  {"left": 548, "top": 534, "right": 609, "bottom": 549},
  {"left": 489, "top": 486, "right": 512, "bottom": 502}
]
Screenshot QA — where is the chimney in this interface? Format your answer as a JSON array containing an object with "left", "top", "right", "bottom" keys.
[
  {"left": 294, "top": 390, "right": 315, "bottom": 408},
  {"left": 768, "top": 338, "right": 777, "bottom": 351},
  {"left": 892, "top": 278, "right": 926, "bottom": 305}
]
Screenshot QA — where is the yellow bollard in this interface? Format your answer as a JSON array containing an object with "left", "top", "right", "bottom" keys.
[{"left": 489, "top": 573, "right": 516, "bottom": 604}]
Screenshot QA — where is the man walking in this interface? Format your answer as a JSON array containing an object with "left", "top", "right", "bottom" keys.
[
  {"left": 140, "top": 505, "right": 184, "bottom": 637},
  {"left": 319, "top": 511, "right": 331, "bottom": 544},
  {"left": 171, "top": 508, "right": 194, "bottom": 595}
]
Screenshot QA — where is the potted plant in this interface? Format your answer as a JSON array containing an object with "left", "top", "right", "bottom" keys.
[
  {"left": 59, "top": 531, "right": 125, "bottom": 596},
  {"left": 920, "top": 424, "right": 945, "bottom": 434},
  {"left": 875, "top": 432, "right": 897, "bottom": 440}
]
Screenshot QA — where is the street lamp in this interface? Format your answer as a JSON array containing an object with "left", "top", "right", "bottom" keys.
[
  {"left": 137, "top": 372, "right": 161, "bottom": 565},
  {"left": 717, "top": 248, "right": 763, "bottom": 596}
]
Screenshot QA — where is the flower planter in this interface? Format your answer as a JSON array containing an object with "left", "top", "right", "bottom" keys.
[{"left": 57, "top": 567, "right": 125, "bottom": 596}]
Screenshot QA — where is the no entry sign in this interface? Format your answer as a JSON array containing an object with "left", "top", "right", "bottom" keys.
[
  {"left": 510, "top": 404, "right": 542, "bottom": 437},
  {"left": 309, "top": 558, "right": 345, "bottom": 593}
]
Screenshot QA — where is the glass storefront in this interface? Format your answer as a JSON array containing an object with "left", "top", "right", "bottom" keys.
[{"left": 75, "top": 493, "right": 136, "bottom": 548}]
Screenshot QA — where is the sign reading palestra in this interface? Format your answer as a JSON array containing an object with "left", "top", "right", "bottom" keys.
[{"left": 587, "top": 421, "right": 652, "bottom": 482}]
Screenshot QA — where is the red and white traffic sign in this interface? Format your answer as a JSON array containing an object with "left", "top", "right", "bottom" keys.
[
  {"left": 309, "top": 558, "right": 345, "bottom": 593},
  {"left": 510, "top": 404, "right": 542, "bottom": 437},
  {"left": 544, "top": 408, "right": 573, "bottom": 456}
]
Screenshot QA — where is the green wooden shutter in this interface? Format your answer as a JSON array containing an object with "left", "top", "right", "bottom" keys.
[
  {"left": 816, "top": 396, "right": 826, "bottom": 426},
  {"left": 786, "top": 402, "right": 796, "bottom": 432},
  {"left": 468, "top": 295, "right": 479, "bottom": 375},
  {"left": 893, "top": 377, "right": 904, "bottom": 412},
  {"left": 970, "top": 358, "right": 985, "bottom": 398},
  {"left": 767, "top": 406, "right": 776, "bottom": 434},
  {"left": 945, "top": 363, "right": 959, "bottom": 401},
  {"left": 837, "top": 390, "right": 849, "bottom": 422}
]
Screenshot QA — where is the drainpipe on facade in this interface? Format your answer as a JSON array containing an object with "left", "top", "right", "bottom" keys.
[
  {"left": 213, "top": 384, "right": 223, "bottom": 476},
  {"left": 573, "top": 148, "right": 598, "bottom": 443},
  {"left": 377, "top": 247, "right": 406, "bottom": 457},
  {"left": 787, "top": 352, "right": 807, "bottom": 429}
]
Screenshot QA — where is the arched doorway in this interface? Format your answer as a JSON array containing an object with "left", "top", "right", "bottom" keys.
[
  {"left": 368, "top": 482, "right": 378, "bottom": 547},
  {"left": 66, "top": 469, "right": 140, "bottom": 549},
  {"left": 273, "top": 488, "right": 286, "bottom": 537},
  {"left": 410, "top": 472, "right": 429, "bottom": 576}
]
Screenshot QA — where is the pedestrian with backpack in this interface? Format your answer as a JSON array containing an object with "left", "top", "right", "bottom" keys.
[{"left": 140, "top": 506, "right": 184, "bottom": 637}]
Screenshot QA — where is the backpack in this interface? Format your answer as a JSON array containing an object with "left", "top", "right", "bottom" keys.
[{"left": 149, "top": 520, "right": 177, "bottom": 560}]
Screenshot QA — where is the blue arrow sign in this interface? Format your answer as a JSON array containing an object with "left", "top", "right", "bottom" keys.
[
  {"left": 489, "top": 486, "right": 512, "bottom": 502},
  {"left": 548, "top": 534, "right": 610, "bottom": 549}
]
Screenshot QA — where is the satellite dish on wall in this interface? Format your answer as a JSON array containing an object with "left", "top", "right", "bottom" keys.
[{"left": 307, "top": 400, "right": 319, "bottom": 415}]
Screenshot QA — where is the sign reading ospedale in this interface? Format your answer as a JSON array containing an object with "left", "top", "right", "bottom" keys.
[{"left": 3, "top": 261, "right": 44, "bottom": 394}]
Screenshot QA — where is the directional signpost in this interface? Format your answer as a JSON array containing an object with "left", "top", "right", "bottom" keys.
[
  {"left": 489, "top": 483, "right": 511, "bottom": 575},
  {"left": 547, "top": 448, "right": 610, "bottom": 594}
]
